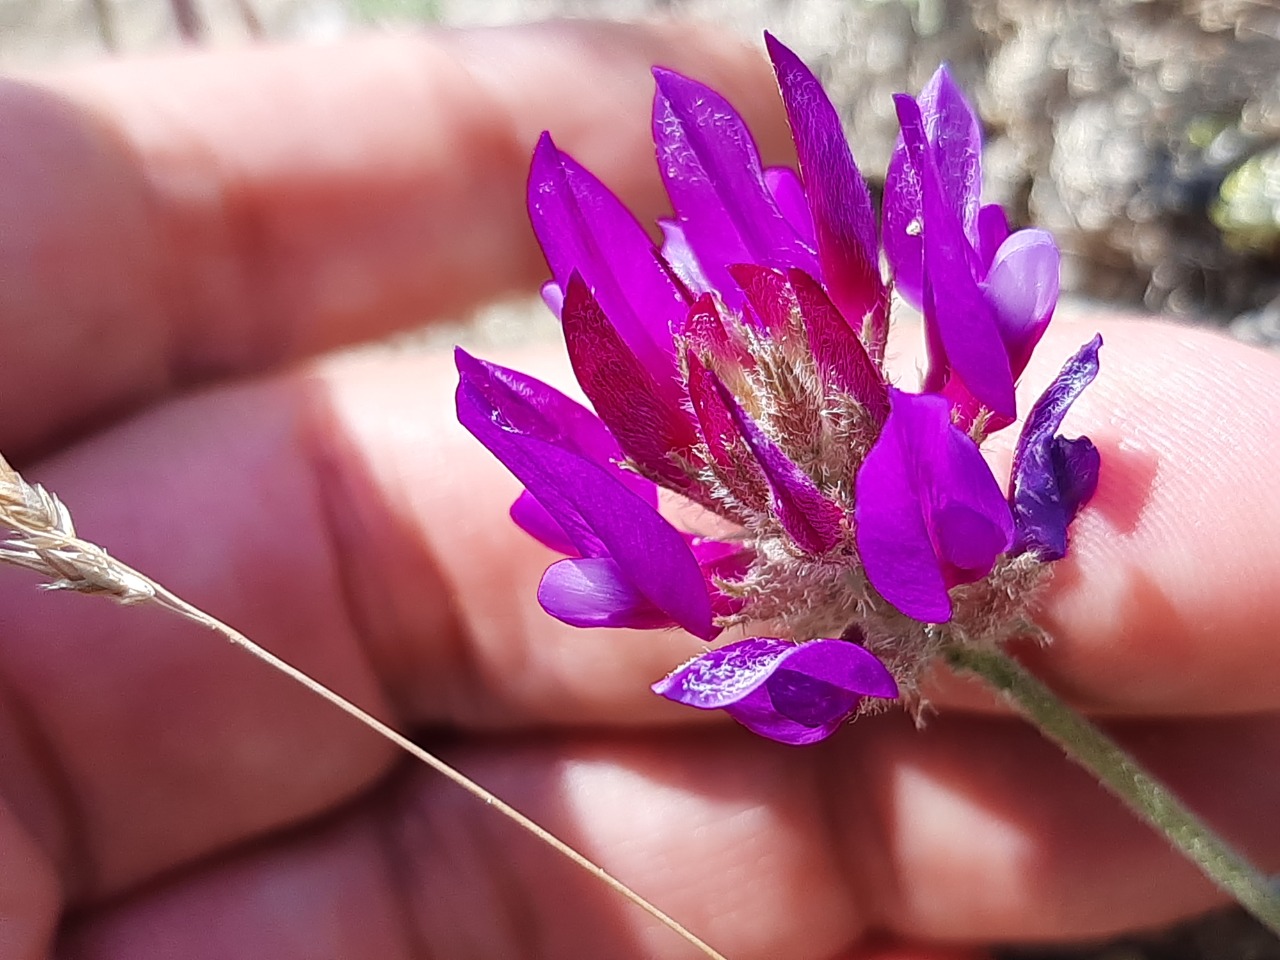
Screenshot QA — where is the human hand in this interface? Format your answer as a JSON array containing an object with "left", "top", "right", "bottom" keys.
[{"left": 0, "top": 20, "right": 1277, "bottom": 960}]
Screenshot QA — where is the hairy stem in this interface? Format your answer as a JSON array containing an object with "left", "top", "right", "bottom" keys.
[{"left": 945, "top": 643, "right": 1280, "bottom": 935}]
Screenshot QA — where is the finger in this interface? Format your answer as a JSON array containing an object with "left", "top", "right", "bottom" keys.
[
  {"left": 56, "top": 714, "right": 1280, "bottom": 958},
  {"left": 0, "top": 22, "right": 790, "bottom": 454},
  {"left": 3, "top": 313, "right": 1278, "bottom": 903}
]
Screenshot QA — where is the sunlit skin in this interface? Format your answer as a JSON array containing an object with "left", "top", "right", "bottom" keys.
[{"left": 0, "top": 21, "right": 1277, "bottom": 960}]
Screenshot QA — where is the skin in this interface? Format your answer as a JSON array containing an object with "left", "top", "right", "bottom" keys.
[{"left": 0, "top": 19, "right": 1276, "bottom": 960}]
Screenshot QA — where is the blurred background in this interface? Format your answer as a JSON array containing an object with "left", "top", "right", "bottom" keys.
[
  {"left": 2, "top": 0, "right": 1277, "bottom": 957},
  {"left": 3, "top": 0, "right": 1280, "bottom": 348}
]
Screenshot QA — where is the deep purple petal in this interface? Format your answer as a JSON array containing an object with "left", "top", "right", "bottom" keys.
[
  {"left": 714, "top": 378, "right": 846, "bottom": 555},
  {"left": 896, "top": 94, "right": 1015, "bottom": 418},
  {"left": 652, "top": 68, "right": 818, "bottom": 299},
  {"left": 917, "top": 65, "right": 983, "bottom": 247},
  {"left": 983, "top": 228, "right": 1060, "bottom": 376},
  {"left": 1010, "top": 336, "right": 1103, "bottom": 560},
  {"left": 538, "top": 557, "right": 676, "bottom": 630},
  {"left": 764, "top": 166, "right": 816, "bottom": 246},
  {"left": 561, "top": 273, "right": 701, "bottom": 492},
  {"left": 787, "top": 268, "right": 889, "bottom": 422},
  {"left": 653, "top": 636, "right": 897, "bottom": 745},
  {"left": 456, "top": 350, "right": 715, "bottom": 639},
  {"left": 528, "top": 133, "right": 684, "bottom": 376},
  {"left": 855, "top": 388, "right": 1013, "bottom": 621},
  {"left": 766, "top": 34, "right": 885, "bottom": 348}
]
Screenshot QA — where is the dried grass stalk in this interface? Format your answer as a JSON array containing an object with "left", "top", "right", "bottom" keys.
[{"left": 0, "top": 452, "right": 728, "bottom": 960}]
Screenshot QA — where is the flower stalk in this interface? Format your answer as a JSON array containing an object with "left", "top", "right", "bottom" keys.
[{"left": 945, "top": 643, "right": 1280, "bottom": 935}]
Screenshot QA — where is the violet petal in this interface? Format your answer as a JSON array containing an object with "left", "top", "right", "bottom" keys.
[
  {"left": 561, "top": 273, "right": 701, "bottom": 492},
  {"left": 766, "top": 34, "right": 885, "bottom": 340},
  {"left": 652, "top": 68, "right": 818, "bottom": 298},
  {"left": 1010, "top": 335, "right": 1103, "bottom": 561},
  {"left": 855, "top": 388, "right": 1013, "bottom": 621},
  {"left": 653, "top": 636, "right": 897, "bottom": 745},
  {"left": 983, "top": 228, "right": 1060, "bottom": 376},
  {"left": 528, "top": 133, "right": 684, "bottom": 378},
  {"left": 456, "top": 350, "right": 715, "bottom": 639},
  {"left": 715, "top": 378, "right": 846, "bottom": 555},
  {"left": 538, "top": 557, "right": 676, "bottom": 630}
]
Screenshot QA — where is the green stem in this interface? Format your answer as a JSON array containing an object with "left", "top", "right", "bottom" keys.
[{"left": 944, "top": 643, "right": 1280, "bottom": 935}]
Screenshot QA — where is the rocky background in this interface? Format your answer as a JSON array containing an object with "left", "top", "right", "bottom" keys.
[{"left": 1, "top": 0, "right": 1276, "bottom": 956}]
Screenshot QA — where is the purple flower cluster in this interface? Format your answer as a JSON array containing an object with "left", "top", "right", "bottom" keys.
[{"left": 456, "top": 36, "right": 1101, "bottom": 745}]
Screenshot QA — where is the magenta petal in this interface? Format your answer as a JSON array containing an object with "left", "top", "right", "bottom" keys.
[
  {"left": 652, "top": 68, "right": 818, "bottom": 298},
  {"left": 896, "top": 94, "right": 1015, "bottom": 418},
  {"left": 510, "top": 490, "right": 578, "bottom": 556},
  {"left": 730, "top": 263, "right": 796, "bottom": 340},
  {"left": 787, "top": 269, "right": 889, "bottom": 422},
  {"left": 983, "top": 228, "right": 1060, "bottom": 376},
  {"left": 976, "top": 203, "right": 1010, "bottom": 270},
  {"left": 856, "top": 388, "right": 1013, "bottom": 621},
  {"left": 1010, "top": 336, "right": 1102, "bottom": 561},
  {"left": 658, "top": 220, "right": 714, "bottom": 295},
  {"left": 457, "top": 351, "right": 715, "bottom": 639},
  {"left": 653, "top": 636, "right": 897, "bottom": 745},
  {"left": 714, "top": 378, "right": 846, "bottom": 555},
  {"left": 765, "top": 166, "right": 816, "bottom": 246},
  {"left": 561, "top": 273, "right": 700, "bottom": 492},
  {"left": 538, "top": 557, "right": 676, "bottom": 630},
  {"left": 766, "top": 34, "right": 885, "bottom": 342},
  {"left": 528, "top": 133, "right": 684, "bottom": 376},
  {"left": 916, "top": 65, "right": 983, "bottom": 246}
]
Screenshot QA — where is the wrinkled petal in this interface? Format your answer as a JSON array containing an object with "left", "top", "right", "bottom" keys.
[
  {"left": 653, "top": 636, "right": 897, "bottom": 745},
  {"left": 528, "top": 133, "right": 684, "bottom": 376},
  {"left": 855, "top": 388, "right": 1013, "bottom": 622},
  {"left": 764, "top": 166, "right": 815, "bottom": 246},
  {"left": 983, "top": 228, "right": 1060, "bottom": 376},
  {"left": 538, "top": 557, "right": 675, "bottom": 630},
  {"left": 883, "top": 133, "right": 925, "bottom": 309},
  {"left": 787, "top": 268, "right": 889, "bottom": 421},
  {"left": 1010, "top": 336, "right": 1103, "bottom": 560},
  {"left": 883, "top": 69, "right": 985, "bottom": 309},
  {"left": 456, "top": 349, "right": 715, "bottom": 639},
  {"left": 916, "top": 65, "right": 983, "bottom": 246},
  {"left": 561, "top": 273, "right": 701, "bottom": 492},
  {"left": 715, "top": 378, "right": 846, "bottom": 555},
  {"left": 652, "top": 68, "right": 818, "bottom": 299},
  {"left": 767, "top": 34, "right": 885, "bottom": 348},
  {"left": 896, "top": 94, "right": 1015, "bottom": 418}
]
